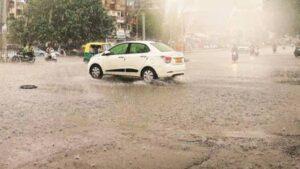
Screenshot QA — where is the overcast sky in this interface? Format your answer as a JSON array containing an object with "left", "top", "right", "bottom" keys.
[{"left": 166, "top": 0, "right": 263, "bottom": 13}]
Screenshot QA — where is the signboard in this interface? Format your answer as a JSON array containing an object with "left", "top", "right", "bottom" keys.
[{"left": 116, "top": 29, "right": 126, "bottom": 39}]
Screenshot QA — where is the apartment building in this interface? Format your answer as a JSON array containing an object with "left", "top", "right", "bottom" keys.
[
  {"left": 101, "top": 0, "right": 135, "bottom": 39},
  {"left": 7, "top": 0, "right": 27, "bottom": 18}
]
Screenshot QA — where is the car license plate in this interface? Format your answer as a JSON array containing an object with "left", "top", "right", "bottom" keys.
[{"left": 175, "top": 58, "right": 183, "bottom": 63}]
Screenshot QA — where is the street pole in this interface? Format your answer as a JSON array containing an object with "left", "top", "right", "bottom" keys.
[
  {"left": 124, "top": 0, "right": 128, "bottom": 41},
  {"left": 142, "top": 12, "right": 145, "bottom": 40},
  {"left": 136, "top": 15, "right": 139, "bottom": 40},
  {"left": 1, "top": 0, "right": 7, "bottom": 60}
]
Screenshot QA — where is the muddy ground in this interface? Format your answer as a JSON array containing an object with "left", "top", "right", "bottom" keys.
[{"left": 0, "top": 48, "right": 299, "bottom": 169}]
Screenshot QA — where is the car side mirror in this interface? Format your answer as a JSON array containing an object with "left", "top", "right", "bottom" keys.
[{"left": 103, "top": 51, "right": 111, "bottom": 56}]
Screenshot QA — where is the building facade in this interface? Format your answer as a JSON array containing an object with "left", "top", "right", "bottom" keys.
[
  {"left": 101, "top": 0, "right": 135, "bottom": 39},
  {"left": 101, "top": 0, "right": 162, "bottom": 40},
  {"left": 7, "top": 0, "right": 27, "bottom": 18}
]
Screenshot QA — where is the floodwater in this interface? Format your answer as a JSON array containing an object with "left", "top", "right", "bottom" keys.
[{"left": 0, "top": 48, "right": 299, "bottom": 169}]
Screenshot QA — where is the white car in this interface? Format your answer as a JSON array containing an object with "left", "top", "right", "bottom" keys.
[{"left": 88, "top": 41, "right": 186, "bottom": 82}]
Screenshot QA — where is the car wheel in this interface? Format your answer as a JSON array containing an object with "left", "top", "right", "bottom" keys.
[
  {"left": 142, "top": 68, "right": 157, "bottom": 83},
  {"left": 90, "top": 65, "right": 103, "bottom": 79}
]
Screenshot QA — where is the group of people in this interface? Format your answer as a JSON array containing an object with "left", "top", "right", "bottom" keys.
[
  {"left": 20, "top": 43, "right": 65, "bottom": 61},
  {"left": 89, "top": 46, "right": 102, "bottom": 55},
  {"left": 45, "top": 46, "right": 57, "bottom": 61},
  {"left": 231, "top": 43, "right": 282, "bottom": 63},
  {"left": 249, "top": 44, "right": 260, "bottom": 56},
  {"left": 45, "top": 45, "right": 66, "bottom": 61},
  {"left": 21, "top": 44, "right": 34, "bottom": 58},
  {"left": 231, "top": 44, "right": 261, "bottom": 63}
]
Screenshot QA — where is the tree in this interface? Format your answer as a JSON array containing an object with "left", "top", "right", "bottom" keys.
[
  {"left": 7, "top": 0, "right": 114, "bottom": 49},
  {"left": 130, "top": 0, "right": 167, "bottom": 41},
  {"left": 141, "top": 9, "right": 164, "bottom": 40}
]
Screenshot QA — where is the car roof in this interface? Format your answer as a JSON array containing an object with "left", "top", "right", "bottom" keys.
[{"left": 120, "top": 41, "right": 156, "bottom": 44}]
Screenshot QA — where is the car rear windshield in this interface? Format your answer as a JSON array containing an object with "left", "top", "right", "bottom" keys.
[{"left": 151, "top": 43, "right": 174, "bottom": 52}]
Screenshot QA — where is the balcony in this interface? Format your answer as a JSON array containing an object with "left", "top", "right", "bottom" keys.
[{"left": 116, "top": 17, "right": 125, "bottom": 23}]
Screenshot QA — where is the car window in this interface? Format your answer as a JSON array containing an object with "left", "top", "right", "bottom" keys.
[
  {"left": 129, "top": 43, "right": 150, "bottom": 54},
  {"left": 103, "top": 44, "right": 111, "bottom": 51},
  {"left": 151, "top": 42, "right": 174, "bottom": 52},
  {"left": 109, "top": 43, "right": 129, "bottom": 55}
]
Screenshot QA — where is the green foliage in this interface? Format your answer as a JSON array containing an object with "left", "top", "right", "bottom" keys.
[
  {"left": 143, "top": 10, "right": 164, "bottom": 40},
  {"left": 130, "top": 9, "right": 164, "bottom": 41},
  {"left": 8, "top": 0, "right": 114, "bottom": 48}
]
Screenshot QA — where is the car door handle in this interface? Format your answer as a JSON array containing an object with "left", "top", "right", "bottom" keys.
[
  {"left": 140, "top": 56, "right": 147, "bottom": 58},
  {"left": 118, "top": 56, "right": 124, "bottom": 59}
]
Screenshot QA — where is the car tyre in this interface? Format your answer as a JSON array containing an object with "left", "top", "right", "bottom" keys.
[
  {"left": 90, "top": 65, "right": 103, "bottom": 79},
  {"left": 142, "top": 67, "right": 157, "bottom": 83}
]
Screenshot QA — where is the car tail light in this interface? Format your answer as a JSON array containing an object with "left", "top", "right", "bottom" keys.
[{"left": 162, "top": 56, "right": 172, "bottom": 64}]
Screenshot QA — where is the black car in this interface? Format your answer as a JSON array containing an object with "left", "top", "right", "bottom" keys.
[{"left": 294, "top": 46, "right": 300, "bottom": 57}]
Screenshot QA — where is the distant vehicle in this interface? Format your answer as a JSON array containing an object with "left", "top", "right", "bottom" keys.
[
  {"left": 254, "top": 47, "right": 259, "bottom": 56},
  {"left": 232, "top": 45, "right": 239, "bottom": 63},
  {"left": 238, "top": 46, "right": 250, "bottom": 53},
  {"left": 294, "top": 45, "right": 300, "bottom": 57},
  {"left": 11, "top": 51, "right": 35, "bottom": 63},
  {"left": 250, "top": 45, "right": 259, "bottom": 56},
  {"left": 249, "top": 45, "right": 255, "bottom": 56},
  {"left": 88, "top": 41, "right": 186, "bottom": 82},
  {"left": 272, "top": 44, "right": 277, "bottom": 53},
  {"left": 82, "top": 42, "right": 112, "bottom": 62},
  {"left": 45, "top": 48, "right": 58, "bottom": 62},
  {"left": 34, "top": 47, "right": 47, "bottom": 57}
]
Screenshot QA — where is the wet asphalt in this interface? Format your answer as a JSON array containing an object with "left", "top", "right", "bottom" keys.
[{"left": 0, "top": 47, "right": 299, "bottom": 169}]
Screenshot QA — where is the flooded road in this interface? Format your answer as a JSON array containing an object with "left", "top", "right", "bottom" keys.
[{"left": 0, "top": 48, "right": 299, "bottom": 169}]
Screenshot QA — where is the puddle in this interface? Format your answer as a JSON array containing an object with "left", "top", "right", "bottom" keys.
[
  {"left": 272, "top": 70, "right": 300, "bottom": 85},
  {"left": 285, "top": 145, "right": 300, "bottom": 157},
  {"left": 97, "top": 76, "right": 186, "bottom": 87}
]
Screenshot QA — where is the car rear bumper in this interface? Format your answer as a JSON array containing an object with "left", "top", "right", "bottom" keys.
[{"left": 157, "top": 64, "right": 186, "bottom": 78}]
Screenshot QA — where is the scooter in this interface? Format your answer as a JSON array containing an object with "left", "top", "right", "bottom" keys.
[
  {"left": 232, "top": 51, "right": 239, "bottom": 62},
  {"left": 254, "top": 47, "right": 259, "bottom": 56},
  {"left": 272, "top": 45, "right": 277, "bottom": 54},
  {"left": 11, "top": 52, "right": 35, "bottom": 63},
  {"left": 45, "top": 49, "right": 58, "bottom": 62},
  {"left": 249, "top": 46, "right": 255, "bottom": 56}
]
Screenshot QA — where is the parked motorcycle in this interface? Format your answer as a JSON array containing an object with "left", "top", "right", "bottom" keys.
[{"left": 11, "top": 52, "right": 35, "bottom": 63}]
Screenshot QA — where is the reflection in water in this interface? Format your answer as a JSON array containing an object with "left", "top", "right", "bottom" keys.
[
  {"left": 231, "top": 63, "right": 239, "bottom": 74},
  {"left": 98, "top": 76, "right": 186, "bottom": 87}
]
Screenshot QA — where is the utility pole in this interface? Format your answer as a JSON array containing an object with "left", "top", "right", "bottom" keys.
[
  {"left": 0, "top": 0, "right": 2, "bottom": 35},
  {"left": 134, "top": 0, "right": 146, "bottom": 40},
  {"left": 142, "top": 12, "right": 145, "bottom": 40},
  {"left": 1, "top": 0, "right": 7, "bottom": 59},
  {"left": 138, "top": 0, "right": 146, "bottom": 40},
  {"left": 124, "top": 0, "right": 128, "bottom": 41},
  {"left": 136, "top": 15, "right": 139, "bottom": 40}
]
